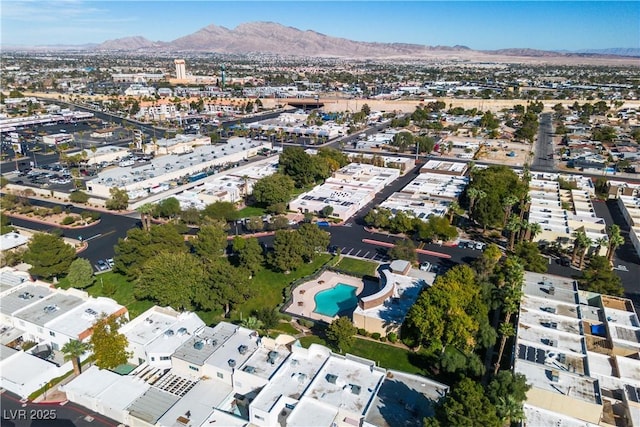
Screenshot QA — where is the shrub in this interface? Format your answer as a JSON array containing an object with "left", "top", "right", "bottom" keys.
[
  {"left": 61, "top": 216, "right": 76, "bottom": 225},
  {"left": 357, "top": 328, "right": 368, "bottom": 336},
  {"left": 380, "top": 336, "right": 387, "bottom": 342},
  {"left": 371, "top": 332, "right": 381, "bottom": 340},
  {"left": 51, "top": 206, "right": 62, "bottom": 215},
  {"left": 387, "top": 332, "right": 398, "bottom": 343},
  {"left": 298, "top": 318, "right": 314, "bottom": 328},
  {"left": 69, "top": 191, "right": 89, "bottom": 204}
]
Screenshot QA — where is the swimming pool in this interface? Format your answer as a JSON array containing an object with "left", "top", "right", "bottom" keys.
[{"left": 313, "top": 283, "right": 358, "bottom": 317}]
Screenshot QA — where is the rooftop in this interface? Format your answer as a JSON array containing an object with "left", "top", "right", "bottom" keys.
[
  {"left": 127, "top": 387, "right": 181, "bottom": 425},
  {"left": 1, "top": 283, "right": 53, "bottom": 316},
  {"left": 172, "top": 322, "right": 238, "bottom": 366},
  {"left": 47, "top": 297, "right": 125, "bottom": 339},
  {"left": 14, "top": 292, "right": 84, "bottom": 327},
  {"left": 157, "top": 378, "right": 234, "bottom": 427}
]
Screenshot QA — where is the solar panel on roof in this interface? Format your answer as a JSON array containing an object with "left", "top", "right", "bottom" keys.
[
  {"left": 536, "top": 349, "right": 546, "bottom": 364},
  {"left": 518, "top": 345, "right": 526, "bottom": 360},
  {"left": 527, "top": 348, "right": 536, "bottom": 363}
]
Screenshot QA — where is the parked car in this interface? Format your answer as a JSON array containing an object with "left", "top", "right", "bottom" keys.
[
  {"left": 95, "top": 260, "right": 109, "bottom": 271},
  {"left": 419, "top": 262, "right": 432, "bottom": 272},
  {"left": 106, "top": 258, "right": 115, "bottom": 268}
]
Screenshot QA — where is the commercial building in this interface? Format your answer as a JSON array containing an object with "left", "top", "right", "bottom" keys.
[
  {"left": 289, "top": 163, "right": 400, "bottom": 220},
  {"left": 81, "top": 145, "right": 128, "bottom": 166},
  {"left": 528, "top": 173, "right": 608, "bottom": 254},
  {"left": 174, "top": 59, "right": 186, "bottom": 80},
  {"left": 86, "top": 138, "right": 271, "bottom": 199},
  {"left": 608, "top": 180, "right": 640, "bottom": 258},
  {"left": 515, "top": 272, "right": 640, "bottom": 426},
  {"left": 62, "top": 307, "right": 448, "bottom": 427}
]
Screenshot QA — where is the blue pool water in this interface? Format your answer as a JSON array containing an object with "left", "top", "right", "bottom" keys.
[{"left": 313, "top": 283, "right": 358, "bottom": 317}]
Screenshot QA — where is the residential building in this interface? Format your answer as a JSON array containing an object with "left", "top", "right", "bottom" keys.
[
  {"left": 515, "top": 272, "right": 640, "bottom": 426},
  {"left": 174, "top": 59, "right": 186, "bottom": 80},
  {"left": 289, "top": 163, "right": 400, "bottom": 220}
]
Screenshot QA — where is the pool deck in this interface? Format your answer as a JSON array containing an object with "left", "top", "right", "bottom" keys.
[{"left": 285, "top": 271, "right": 367, "bottom": 322}]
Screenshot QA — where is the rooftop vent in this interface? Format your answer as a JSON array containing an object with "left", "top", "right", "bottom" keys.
[
  {"left": 177, "top": 327, "right": 187, "bottom": 336},
  {"left": 243, "top": 365, "right": 256, "bottom": 374},
  {"left": 267, "top": 351, "right": 279, "bottom": 365},
  {"left": 228, "top": 359, "right": 236, "bottom": 368},
  {"left": 194, "top": 341, "right": 204, "bottom": 350},
  {"left": 326, "top": 374, "right": 338, "bottom": 384},
  {"left": 18, "top": 292, "right": 34, "bottom": 300},
  {"left": 145, "top": 318, "right": 154, "bottom": 325},
  {"left": 349, "top": 384, "right": 361, "bottom": 395},
  {"left": 164, "top": 329, "right": 175, "bottom": 338},
  {"left": 238, "top": 345, "right": 248, "bottom": 355},
  {"left": 43, "top": 305, "right": 59, "bottom": 313}
]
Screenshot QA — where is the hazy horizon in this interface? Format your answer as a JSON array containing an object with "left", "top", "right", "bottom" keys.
[{"left": 1, "top": 1, "right": 639, "bottom": 51}]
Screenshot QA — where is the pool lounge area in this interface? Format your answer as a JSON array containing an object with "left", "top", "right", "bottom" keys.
[{"left": 285, "top": 271, "right": 368, "bottom": 322}]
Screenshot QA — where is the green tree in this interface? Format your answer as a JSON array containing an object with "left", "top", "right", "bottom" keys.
[
  {"left": 320, "top": 205, "right": 334, "bottom": 218},
  {"left": 153, "top": 197, "right": 181, "bottom": 219},
  {"left": 192, "top": 225, "right": 228, "bottom": 258},
  {"left": 66, "top": 258, "right": 95, "bottom": 288},
  {"left": 89, "top": 314, "right": 130, "bottom": 370},
  {"left": 136, "top": 203, "right": 155, "bottom": 231},
  {"left": 195, "top": 258, "right": 251, "bottom": 315},
  {"left": 233, "top": 237, "right": 264, "bottom": 276},
  {"left": 297, "top": 223, "right": 331, "bottom": 262},
  {"left": 487, "top": 371, "right": 530, "bottom": 425},
  {"left": 23, "top": 232, "right": 76, "bottom": 279},
  {"left": 61, "top": 339, "right": 91, "bottom": 376},
  {"left": 578, "top": 256, "right": 624, "bottom": 296},
  {"left": 202, "top": 201, "right": 238, "bottom": 222},
  {"left": 514, "top": 241, "right": 548, "bottom": 273},
  {"left": 136, "top": 251, "right": 205, "bottom": 310},
  {"left": 114, "top": 224, "right": 186, "bottom": 279},
  {"left": 279, "top": 147, "right": 327, "bottom": 187},
  {"left": 606, "top": 224, "right": 624, "bottom": 262},
  {"left": 251, "top": 173, "right": 295, "bottom": 206},
  {"left": 271, "top": 230, "right": 304, "bottom": 273},
  {"left": 1, "top": 212, "right": 15, "bottom": 235},
  {"left": 389, "top": 239, "right": 417, "bottom": 263},
  {"left": 255, "top": 307, "right": 279, "bottom": 329},
  {"left": 436, "top": 377, "right": 500, "bottom": 427},
  {"left": 326, "top": 316, "right": 357, "bottom": 352},
  {"left": 105, "top": 187, "right": 129, "bottom": 210}
]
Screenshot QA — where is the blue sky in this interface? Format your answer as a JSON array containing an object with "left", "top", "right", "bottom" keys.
[{"left": 2, "top": 1, "right": 638, "bottom": 50}]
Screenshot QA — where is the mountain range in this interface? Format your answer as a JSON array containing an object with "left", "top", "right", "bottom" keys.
[{"left": 6, "top": 22, "right": 640, "bottom": 62}]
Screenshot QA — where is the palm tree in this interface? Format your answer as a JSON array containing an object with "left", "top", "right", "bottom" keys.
[
  {"left": 62, "top": 339, "right": 90, "bottom": 376},
  {"left": 447, "top": 200, "right": 462, "bottom": 224},
  {"left": 467, "top": 187, "right": 480, "bottom": 214},
  {"left": 136, "top": 203, "right": 155, "bottom": 231},
  {"left": 505, "top": 215, "right": 522, "bottom": 251},
  {"left": 528, "top": 222, "right": 542, "bottom": 242},
  {"left": 518, "top": 220, "right": 529, "bottom": 244},
  {"left": 240, "top": 316, "right": 263, "bottom": 330},
  {"left": 518, "top": 194, "right": 531, "bottom": 221},
  {"left": 502, "top": 195, "right": 519, "bottom": 227},
  {"left": 495, "top": 394, "right": 525, "bottom": 425},
  {"left": 593, "top": 236, "right": 608, "bottom": 257},
  {"left": 571, "top": 228, "right": 587, "bottom": 266},
  {"left": 606, "top": 224, "right": 624, "bottom": 262},
  {"left": 494, "top": 322, "right": 515, "bottom": 375}
]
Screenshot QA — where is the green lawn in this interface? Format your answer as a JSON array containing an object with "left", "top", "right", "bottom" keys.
[
  {"left": 269, "top": 322, "right": 299, "bottom": 336},
  {"left": 57, "top": 272, "right": 154, "bottom": 319},
  {"left": 237, "top": 206, "right": 266, "bottom": 218},
  {"left": 299, "top": 335, "right": 424, "bottom": 375},
  {"left": 334, "top": 257, "right": 379, "bottom": 277},
  {"left": 231, "top": 254, "right": 334, "bottom": 321}
]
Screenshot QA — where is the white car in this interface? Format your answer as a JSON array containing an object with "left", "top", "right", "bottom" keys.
[{"left": 419, "top": 262, "right": 431, "bottom": 272}]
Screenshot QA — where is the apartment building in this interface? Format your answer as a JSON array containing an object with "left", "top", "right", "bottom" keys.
[
  {"left": 62, "top": 308, "right": 449, "bottom": 427},
  {"left": 289, "top": 163, "right": 400, "bottom": 221},
  {"left": 515, "top": 272, "right": 640, "bottom": 426}
]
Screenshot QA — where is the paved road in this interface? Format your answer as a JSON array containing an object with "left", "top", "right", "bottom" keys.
[
  {"left": 1, "top": 390, "right": 119, "bottom": 427},
  {"left": 532, "top": 113, "right": 555, "bottom": 171},
  {"left": 4, "top": 197, "right": 139, "bottom": 266}
]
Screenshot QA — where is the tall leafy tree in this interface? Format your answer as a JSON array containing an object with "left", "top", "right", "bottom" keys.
[
  {"left": 195, "top": 258, "right": 251, "bottom": 315},
  {"left": 202, "top": 201, "right": 238, "bottom": 222},
  {"left": 252, "top": 173, "right": 295, "bottom": 206},
  {"left": 192, "top": 225, "right": 228, "bottom": 258},
  {"left": 297, "top": 223, "right": 330, "bottom": 262},
  {"left": 114, "top": 224, "right": 186, "bottom": 279},
  {"left": 90, "top": 314, "right": 130, "bottom": 370},
  {"left": 233, "top": 237, "right": 264, "bottom": 276},
  {"left": 153, "top": 197, "right": 181, "bottom": 219},
  {"left": 389, "top": 239, "right": 418, "bottom": 263},
  {"left": 578, "top": 256, "right": 624, "bottom": 296},
  {"left": 24, "top": 232, "right": 76, "bottom": 279},
  {"left": 436, "top": 377, "right": 500, "bottom": 427},
  {"left": 62, "top": 339, "right": 90, "bottom": 376},
  {"left": 136, "top": 251, "right": 205, "bottom": 311},
  {"left": 326, "top": 316, "right": 357, "bottom": 352},
  {"left": 66, "top": 258, "right": 95, "bottom": 288},
  {"left": 105, "top": 187, "right": 129, "bottom": 210},
  {"left": 271, "top": 230, "right": 305, "bottom": 273}
]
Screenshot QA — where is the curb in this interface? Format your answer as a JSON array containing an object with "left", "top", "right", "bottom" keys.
[{"left": 5, "top": 212, "right": 102, "bottom": 230}]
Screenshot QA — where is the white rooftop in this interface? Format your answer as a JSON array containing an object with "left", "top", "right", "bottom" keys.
[
  {"left": 0, "top": 232, "right": 29, "bottom": 251},
  {"left": 157, "top": 378, "right": 234, "bottom": 427}
]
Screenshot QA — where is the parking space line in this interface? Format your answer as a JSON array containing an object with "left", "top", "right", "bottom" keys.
[
  {"left": 363, "top": 251, "right": 370, "bottom": 258},
  {"left": 354, "top": 250, "right": 362, "bottom": 257}
]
